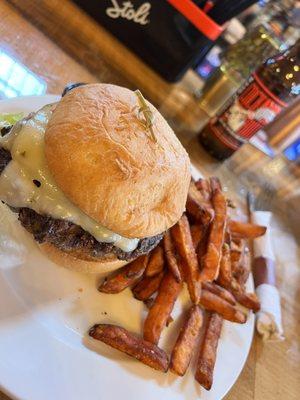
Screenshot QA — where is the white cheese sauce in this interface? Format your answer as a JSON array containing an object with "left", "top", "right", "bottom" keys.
[{"left": 0, "top": 104, "right": 138, "bottom": 252}]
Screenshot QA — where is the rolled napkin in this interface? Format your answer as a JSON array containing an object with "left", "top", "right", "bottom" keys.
[{"left": 251, "top": 211, "right": 284, "bottom": 341}]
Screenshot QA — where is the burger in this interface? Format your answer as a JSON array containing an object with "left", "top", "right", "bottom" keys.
[{"left": 0, "top": 84, "right": 191, "bottom": 273}]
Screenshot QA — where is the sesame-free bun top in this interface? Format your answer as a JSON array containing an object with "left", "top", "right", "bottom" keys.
[{"left": 45, "top": 84, "right": 191, "bottom": 238}]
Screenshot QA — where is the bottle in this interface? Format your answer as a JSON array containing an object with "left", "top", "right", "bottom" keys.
[
  {"left": 198, "top": 40, "right": 300, "bottom": 160},
  {"left": 197, "top": 23, "right": 283, "bottom": 117}
]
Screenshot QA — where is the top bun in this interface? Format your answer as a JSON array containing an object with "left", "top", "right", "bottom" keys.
[{"left": 45, "top": 84, "right": 191, "bottom": 238}]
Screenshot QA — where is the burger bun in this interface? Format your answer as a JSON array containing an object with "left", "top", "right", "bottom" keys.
[{"left": 39, "top": 243, "right": 127, "bottom": 275}]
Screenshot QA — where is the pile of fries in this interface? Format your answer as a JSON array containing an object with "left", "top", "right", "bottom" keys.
[{"left": 89, "top": 177, "right": 267, "bottom": 390}]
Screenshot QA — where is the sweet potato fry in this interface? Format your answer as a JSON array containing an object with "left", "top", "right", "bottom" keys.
[
  {"left": 218, "top": 276, "right": 260, "bottom": 312},
  {"left": 144, "top": 298, "right": 174, "bottom": 326},
  {"left": 145, "top": 246, "right": 164, "bottom": 277},
  {"left": 200, "top": 290, "right": 246, "bottom": 323},
  {"left": 190, "top": 224, "right": 206, "bottom": 249},
  {"left": 187, "top": 181, "right": 214, "bottom": 226},
  {"left": 230, "top": 240, "right": 245, "bottom": 276},
  {"left": 232, "top": 288, "right": 260, "bottom": 312},
  {"left": 196, "top": 228, "right": 209, "bottom": 266},
  {"left": 195, "top": 178, "right": 211, "bottom": 201},
  {"left": 230, "top": 238, "right": 245, "bottom": 253},
  {"left": 218, "top": 249, "right": 260, "bottom": 311},
  {"left": 200, "top": 185, "right": 227, "bottom": 282},
  {"left": 202, "top": 282, "right": 236, "bottom": 306},
  {"left": 217, "top": 244, "right": 232, "bottom": 287},
  {"left": 195, "top": 313, "right": 223, "bottom": 390},
  {"left": 170, "top": 305, "right": 203, "bottom": 376},
  {"left": 231, "top": 250, "right": 260, "bottom": 311},
  {"left": 170, "top": 215, "right": 202, "bottom": 304},
  {"left": 143, "top": 272, "right": 182, "bottom": 344},
  {"left": 224, "top": 229, "right": 232, "bottom": 245},
  {"left": 235, "top": 248, "right": 251, "bottom": 285},
  {"left": 99, "top": 255, "right": 148, "bottom": 294},
  {"left": 163, "top": 230, "right": 182, "bottom": 283},
  {"left": 89, "top": 324, "right": 169, "bottom": 372},
  {"left": 231, "top": 249, "right": 243, "bottom": 264},
  {"left": 132, "top": 272, "right": 164, "bottom": 301},
  {"left": 231, "top": 245, "right": 244, "bottom": 263},
  {"left": 229, "top": 220, "right": 267, "bottom": 239}
]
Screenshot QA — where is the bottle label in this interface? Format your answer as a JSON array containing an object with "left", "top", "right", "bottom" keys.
[{"left": 211, "top": 74, "right": 286, "bottom": 150}]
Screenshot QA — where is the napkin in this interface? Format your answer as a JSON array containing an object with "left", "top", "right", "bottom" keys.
[{"left": 252, "top": 211, "right": 284, "bottom": 341}]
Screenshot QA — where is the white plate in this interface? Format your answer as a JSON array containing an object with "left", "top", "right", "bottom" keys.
[{"left": 0, "top": 95, "right": 254, "bottom": 400}]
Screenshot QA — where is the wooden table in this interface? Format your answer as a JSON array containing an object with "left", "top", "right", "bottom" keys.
[{"left": 0, "top": 1, "right": 299, "bottom": 399}]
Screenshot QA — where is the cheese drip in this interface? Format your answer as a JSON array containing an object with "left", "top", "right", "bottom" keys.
[{"left": 0, "top": 104, "right": 139, "bottom": 252}]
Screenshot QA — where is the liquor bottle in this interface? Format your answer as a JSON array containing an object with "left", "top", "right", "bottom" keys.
[
  {"left": 197, "top": 22, "right": 283, "bottom": 117},
  {"left": 198, "top": 40, "right": 300, "bottom": 160}
]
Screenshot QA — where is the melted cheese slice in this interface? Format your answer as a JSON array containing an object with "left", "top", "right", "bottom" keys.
[{"left": 0, "top": 104, "right": 139, "bottom": 252}]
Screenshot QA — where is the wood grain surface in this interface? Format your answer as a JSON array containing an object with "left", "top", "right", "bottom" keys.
[{"left": 0, "top": 1, "right": 299, "bottom": 399}]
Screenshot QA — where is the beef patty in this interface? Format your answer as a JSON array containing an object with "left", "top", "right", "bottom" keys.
[{"left": 0, "top": 146, "right": 162, "bottom": 261}]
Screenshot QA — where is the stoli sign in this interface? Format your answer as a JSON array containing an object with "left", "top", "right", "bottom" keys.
[
  {"left": 72, "top": 0, "right": 216, "bottom": 81},
  {"left": 105, "top": 0, "right": 151, "bottom": 25}
]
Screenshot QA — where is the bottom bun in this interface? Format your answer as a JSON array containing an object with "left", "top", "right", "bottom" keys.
[{"left": 39, "top": 243, "right": 128, "bottom": 274}]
